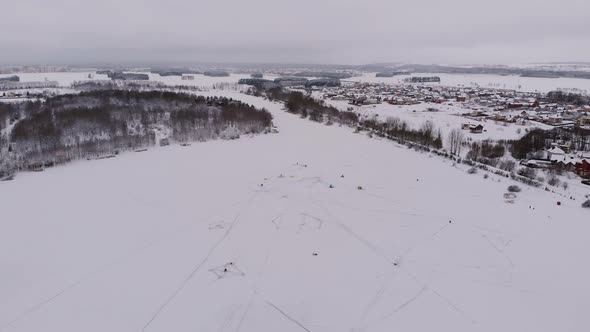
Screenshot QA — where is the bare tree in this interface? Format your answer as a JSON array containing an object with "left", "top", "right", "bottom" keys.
[
  {"left": 421, "top": 120, "right": 435, "bottom": 146},
  {"left": 448, "top": 128, "right": 465, "bottom": 155},
  {"left": 385, "top": 116, "right": 400, "bottom": 131}
]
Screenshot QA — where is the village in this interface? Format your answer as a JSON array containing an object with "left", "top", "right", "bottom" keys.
[{"left": 315, "top": 80, "right": 590, "bottom": 129}]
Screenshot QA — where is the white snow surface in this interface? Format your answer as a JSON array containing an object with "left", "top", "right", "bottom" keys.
[
  {"left": 347, "top": 72, "right": 590, "bottom": 94},
  {"left": 1, "top": 82, "right": 590, "bottom": 332}
]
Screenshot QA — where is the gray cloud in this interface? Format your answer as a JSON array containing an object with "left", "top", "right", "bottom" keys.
[{"left": 2, "top": 0, "right": 589, "bottom": 65}]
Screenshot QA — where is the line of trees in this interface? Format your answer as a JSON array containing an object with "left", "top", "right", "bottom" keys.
[
  {"left": 257, "top": 87, "right": 443, "bottom": 149},
  {"left": 544, "top": 91, "right": 589, "bottom": 106},
  {"left": 509, "top": 127, "right": 590, "bottom": 159},
  {"left": 448, "top": 129, "right": 464, "bottom": 156}
]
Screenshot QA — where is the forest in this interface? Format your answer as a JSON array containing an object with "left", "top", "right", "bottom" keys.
[
  {"left": 543, "top": 90, "right": 590, "bottom": 106},
  {"left": 0, "top": 90, "right": 272, "bottom": 176},
  {"left": 509, "top": 127, "right": 590, "bottom": 159}
]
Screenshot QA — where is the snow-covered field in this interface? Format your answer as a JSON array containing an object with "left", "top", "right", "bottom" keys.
[
  {"left": 130, "top": 73, "right": 282, "bottom": 90},
  {"left": 1, "top": 83, "right": 589, "bottom": 332},
  {"left": 346, "top": 72, "right": 590, "bottom": 94},
  {"left": 0, "top": 72, "right": 110, "bottom": 87},
  {"left": 138, "top": 73, "right": 254, "bottom": 89}
]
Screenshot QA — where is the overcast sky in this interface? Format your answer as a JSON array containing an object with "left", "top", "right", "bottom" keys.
[{"left": 2, "top": 0, "right": 589, "bottom": 66}]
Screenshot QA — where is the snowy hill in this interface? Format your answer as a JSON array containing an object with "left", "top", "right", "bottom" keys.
[{"left": 0, "top": 91, "right": 589, "bottom": 332}]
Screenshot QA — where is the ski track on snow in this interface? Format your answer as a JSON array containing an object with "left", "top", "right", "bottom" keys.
[{"left": 140, "top": 192, "right": 259, "bottom": 332}]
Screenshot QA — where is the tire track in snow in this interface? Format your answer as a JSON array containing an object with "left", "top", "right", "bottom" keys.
[
  {"left": 140, "top": 192, "right": 259, "bottom": 332},
  {"left": 376, "top": 283, "right": 428, "bottom": 323},
  {"left": 0, "top": 219, "right": 206, "bottom": 331},
  {"left": 401, "top": 223, "right": 451, "bottom": 258},
  {"left": 217, "top": 306, "right": 238, "bottom": 332},
  {"left": 404, "top": 270, "right": 478, "bottom": 325},
  {"left": 235, "top": 225, "right": 277, "bottom": 332},
  {"left": 309, "top": 193, "right": 478, "bottom": 327},
  {"left": 273, "top": 166, "right": 475, "bottom": 329},
  {"left": 1, "top": 196, "right": 256, "bottom": 332},
  {"left": 481, "top": 234, "right": 515, "bottom": 283},
  {"left": 306, "top": 196, "right": 404, "bottom": 331},
  {"left": 235, "top": 291, "right": 256, "bottom": 332},
  {"left": 265, "top": 300, "right": 313, "bottom": 332}
]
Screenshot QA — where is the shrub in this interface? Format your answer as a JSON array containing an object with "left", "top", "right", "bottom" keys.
[
  {"left": 508, "top": 185, "right": 521, "bottom": 192},
  {"left": 498, "top": 159, "right": 516, "bottom": 172},
  {"left": 518, "top": 167, "right": 537, "bottom": 179},
  {"left": 582, "top": 200, "right": 590, "bottom": 208},
  {"left": 548, "top": 175, "right": 560, "bottom": 187},
  {"left": 484, "top": 173, "right": 489, "bottom": 179},
  {"left": 468, "top": 167, "right": 478, "bottom": 174}
]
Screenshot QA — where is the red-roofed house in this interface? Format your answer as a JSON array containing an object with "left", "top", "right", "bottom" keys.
[{"left": 575, "top": 159, "right": 590, "bottom": 178}]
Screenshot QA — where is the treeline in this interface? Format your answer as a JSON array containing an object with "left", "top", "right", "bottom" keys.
[
  {"left": 360, "top": 117, "right": 443, "bottom": 149},
  {"left": 305, "top": 78, "right": 341, "bottom": 88},
  {"left": 292, "top": 71, "right": 352, "bottom": 79},
  {"left": 203, "top": 71, "right": 230, "bottom": 77},
  {"left": 264, "top": 88, "right": 358, "bottom": 126},
  {"left": 465, "top": 140, "right": 515, "bottom": 171},
  {"left": 510, "top": 127, "right": 590, "bottom": 159},
  {"left": 239, "top": 77, "right": 341, "bottom": 89},
  {"left": 0, "top": 75, "right": 19, "bottom": 83},
  {"left": 0, "top": 90, "right": 272, "bottom": 175},
  {"left": 107, "top": 72, "right": 150, "bottom": 80},
  {"left": 544, "top": 91, "right": 590, "bottom": 106},
  {"left": 404, "top": 76, "right": 441, "bottom": 83},
  {"left": 258, "top": 87, "right": 443, "bottom": 149},
  {"left": 151, "top": 69, "right": 201, "bottom": 77},
  {"left": 375, "top": 72, "right": 408, "bottom": 77},
  {"left": 0, "top": 103, "right": 13, "bottom": 131},
  {"left": 72, "top": 80, "right": 166, "bottom": 91}
]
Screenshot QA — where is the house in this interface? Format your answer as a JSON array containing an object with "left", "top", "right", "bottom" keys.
[
  {"left": 547, "top": 116, "right": 563, "bottom": 124},
  {"left": 555, "top": 160, "right": 576, "bottom": 172},
  {"left": 508, "top": 102, "right": 525, "bottom": 109},
  {"left": 528, "top": 99, "right": 540, "bottom": 108},
  {"left": 575, "top": 159, "right": 590, "bottom": 178},
  {"left": 548, "top": 146, "right": 565, "bottom": 161},
  {"left": 525, "top": 159, "right": 553, "bottom": 169},
  {"left": 469, "top": 124, "right": 484, "bottom": 134},
  {"left": 493, "top": 113, "right": 507, "bottom": 121},
  {"left": 578, "top": 116, "right": 590, "bottom": 127}
]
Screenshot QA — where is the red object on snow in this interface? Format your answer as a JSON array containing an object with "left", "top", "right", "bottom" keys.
[{"left": 557, "top": 201, "right": 561, "bottom": 206}]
